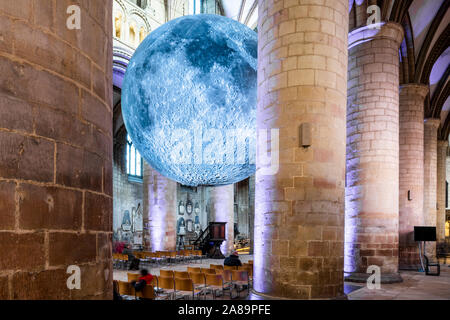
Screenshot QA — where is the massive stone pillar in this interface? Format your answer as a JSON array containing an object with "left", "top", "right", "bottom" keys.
[
  {"left": 345, "top": 23, "right": 404, "bottom": 282},
  {"left": 249, "top": 175, "right": 255, "bottom": 254},
  {"left": 255, "top": 0, "right": 348, "bottom": 299},
  {"left": 0, "top": 1, "right": 113, "bottom": 299},
  {"left": 423, "top": 118, "right": 440, "bottom": 258},
  {"left": 209, "top": 185, "right": 235, "bottom": 256},
  {"left": 437, "top": 140, "right": 448, "bottom": 243},
  {"left": 398, "top": 84, "right": 428, "bottom": 270},
  {"left": 142, "top": 163, "right": 177, "bottom": 251}
]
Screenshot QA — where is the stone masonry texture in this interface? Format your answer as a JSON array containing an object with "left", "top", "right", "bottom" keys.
[
  {"left": 346, "top": 22, "right": 404, "bottom": 276},
  {"left": 0, "top": 0, "right": 113, "bottom": 299},
  {"left": 436, "top": 139, "right": 447, "bottom": 243},
  {"left": 255, "top": 0, "right": 349, "bottom": 299},
  {"left": 423, "top": 118, "right": 440, "bottom": 258},
  {"left": 398, "top": 84, "right": 428, "bottom": 269}
]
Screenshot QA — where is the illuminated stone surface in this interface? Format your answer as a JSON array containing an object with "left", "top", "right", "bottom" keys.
[{"left": 122, "top": 14, "right": 257, "bottom": 186}]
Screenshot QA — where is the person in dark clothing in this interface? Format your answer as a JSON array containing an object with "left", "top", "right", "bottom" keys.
[
  {"left": 224, "top": 251, "right": 242, "bottom": 267},
  {"left": 131, "top": 269, "right": 154, "bottom": 293},
  {"left": 123, "top": 245, "right": 140, "bottom": 270}
]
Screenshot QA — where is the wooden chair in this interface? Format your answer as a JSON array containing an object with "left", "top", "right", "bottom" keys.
[
  {"left": 200, "top": 268, "right": 216, "bottom": 274},
  {"left": 155, "top": 252, "right": 168, "bottom": 265},
  {"left": 140, "top": 252, "right": 153, "bottom": 268},
  {"left": 210, "top": 264, "right": 224, "bottom": 270},
  {"left": 159, "top": 270, "right": 174, "bottom": 278},
  {"left": 174, "top": 278, "right": 203, "bottom": 300},
  {"left": 117, "top": 280, "right": 133, "bottom": 297},
  {"left": 117, "top": 254, "right": 128, "bottom": 269},
  {"left": 182, "top": 250, "right": 194, "bottom": 262},
  {"left": 136, "top": 285, "right": 156, "bottom": 300},
  {"left": 168, "top": 251, "right": 181, "bottom": 265},
  {"left": 189, "top": 272, "right": 207, "bottom": 297},
  {"left": 193, "top": 250, "right": 203, "bottom": 263},
  {"left": 174, "top": 271, "right": 190, "bottom": 279},
  {"left": 238, "top": 265, "right": 253, "bottom": 286},
  {"left": 224, "top": 265, "right": 238, "bottom": 271},
  {"left": 231, "top": 270, "right": 250, "bottom": 298},
  {"left": 158, "top": 276, "right": 175, "bottom": 300},
  {"left": 204, "top": 274, "right": 226, "bottom": 300},
  {"left": 187, "top": 266, "right": 201, "bottom": 273},
  {"left": 127, "top": 273, "right": 140, "bottom": 282},
  {"left": 221, "top": 269, "right": 234, "bottom": 297}
]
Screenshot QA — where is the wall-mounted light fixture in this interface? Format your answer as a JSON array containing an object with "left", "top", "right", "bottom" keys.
[{"left": 300, "top": 123, "right": 311, "bottom": 148}]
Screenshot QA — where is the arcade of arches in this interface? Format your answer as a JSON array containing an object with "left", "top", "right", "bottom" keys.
[{"left": 0, "top": 0, "right": 449, "bottom": 300}]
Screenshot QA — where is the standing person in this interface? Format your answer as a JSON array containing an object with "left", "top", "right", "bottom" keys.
[
  {"left": 224, "top": 251, "right": 242, "bottom": 267},
  {"left": 123, "top": 244, "right": 140, "bottom": 270}
]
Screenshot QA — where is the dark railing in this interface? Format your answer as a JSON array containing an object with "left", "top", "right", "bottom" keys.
[{"left": 193, "top": 226, "right": 210, "bottom": 247}]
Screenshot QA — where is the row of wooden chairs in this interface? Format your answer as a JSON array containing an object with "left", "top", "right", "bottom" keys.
[
  {"left": 112, "top": 254, "right": 129, "bottom": 269},
  {"left": 137, "top": 250, "right": 205, "bottom": 266},
  {"left": 113, "top": 250, "right": 206, "bottom": 269},
  {"left": 121, "top": 269, "right": 250, "bottom": 300}
]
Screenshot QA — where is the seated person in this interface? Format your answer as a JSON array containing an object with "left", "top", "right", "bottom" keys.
[
  {"left": 131, "top": 269, "right": 154, "bottom": 292},
  {"left": 224, "top": 251, "right": 242, "bottom": 267}
]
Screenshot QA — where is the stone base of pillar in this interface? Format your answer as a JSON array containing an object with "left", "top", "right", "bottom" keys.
[
  {"left": 399, "top": 245, "right": 422, "bottom": 271},
  {"left": 250, "top": 290, "right": 348, "bottom": 301},
  {"left": 344, "top": 272, "right": 403, "bottom": 284}
]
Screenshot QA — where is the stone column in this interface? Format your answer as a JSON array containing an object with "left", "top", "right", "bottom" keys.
[
  {"left": 142, "top": 162, "right": 177, "bottom": 251},
  {"left": 0, "top": 1, "right": 113, "bottom": 299},
  {"left": 249, "top": 175, "right": 255, "bottom": 255},
  {"left": 255, "top": 0, "right": 348, "bottom": 299},
  {"left": 437, "top": 140, "right": 448, "bottom": 243},
  {"left": 209, "top": 185, "right": 235, "bottom": 256},
  {"left": 398, "top": 84, "right": 428, "bottom": 270},
  {"left": 345, "top": 22, "right": 404, "bottom": 283},
  {"left": 423, "top": 118, "right": 440, "bottom": 258}
]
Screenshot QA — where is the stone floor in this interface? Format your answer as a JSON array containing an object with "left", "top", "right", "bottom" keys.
[
  {"left": 114, "top": 257, "right": 450, "bottom": 300},
  {"left": 347, "top": 264, "right": 450, "bottom": 300}
]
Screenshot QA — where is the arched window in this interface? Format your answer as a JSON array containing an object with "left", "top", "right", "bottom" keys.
[
  {"left": 114, "top": 12, "right": 123, "bottom": 39},
  {"left": 139, "top": 27, "right": 146, "bottom": 43},
  {"left": 129, "top": 24, "right": 136, "bottom": 46},
  {"left": 131, "top": 0, "right": 147, "bottom": 9},
  {"left": 126, "top": 134, "right": 143, "bottom": 180}
]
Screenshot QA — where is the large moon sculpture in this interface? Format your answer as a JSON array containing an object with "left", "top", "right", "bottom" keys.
[{"left": 122, "top": 14, "right": 257, "bottom": 186}]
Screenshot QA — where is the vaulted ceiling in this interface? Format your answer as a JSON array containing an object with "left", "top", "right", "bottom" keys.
[
  {"left": 222, "top": 0, "right": 449, "bottom": 138},
  {"left": 343, "top": 0, "right": 448, "bottom": 139},
  {"left": 219, "top": 0, "right": 258, "bottom": 29},
  {"left": 221, "top": 1, "right": 448, "bottom": 138}
]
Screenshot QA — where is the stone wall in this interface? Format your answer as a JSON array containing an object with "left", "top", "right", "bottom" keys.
[
  {"left": 176, "top": 184, "right": 209, "bottom": 246},
  {"left": 437, "top": 140, "right": 448, "bottom": 242},
  {"left": 234, "top": 178, "right": 251, "bottom": 239},
  {"left": 113, "top": 131, "right": 143, "bottom": 246},
  {"left": 0, "top": 0, "right": 113, "bottom": 299},
  {"left": 398, "top": 84, "right": 427, "bottom": 269}
]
